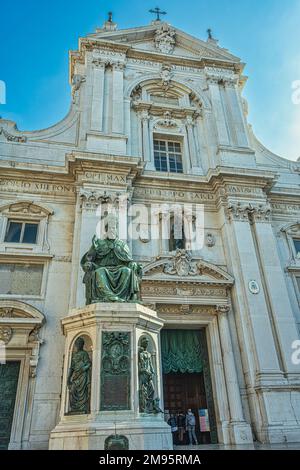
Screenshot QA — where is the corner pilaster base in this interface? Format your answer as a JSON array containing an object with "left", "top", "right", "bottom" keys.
[{"left": 229, "top": 421, "right": 253, "bottom": 445}]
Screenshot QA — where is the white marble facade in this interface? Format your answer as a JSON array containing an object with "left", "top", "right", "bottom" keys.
[{"left": 0, "top": 16, "right": 300, "bottom": 449}]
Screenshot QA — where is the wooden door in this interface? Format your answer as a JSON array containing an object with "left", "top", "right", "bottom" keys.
[
  {"left": 0, "top": 362, "right": 21, "bottom": 449},
  {"left": 163, "top": 373, "right": 211, "bottom": 444}
]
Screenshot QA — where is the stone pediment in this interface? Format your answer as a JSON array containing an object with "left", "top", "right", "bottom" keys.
[
  {"left": 143, "top": 250, "right": 234, "bottom": 286},
  {"left": 0, "top": 300, "right": 45, "bottom": 323},
  {"left": 88, "top": 23, "right": 241, "bottom": 65}
]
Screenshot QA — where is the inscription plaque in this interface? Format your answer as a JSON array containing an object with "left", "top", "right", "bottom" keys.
[{"left": 100, "top": 332, "right": 131, "bottom": 411}]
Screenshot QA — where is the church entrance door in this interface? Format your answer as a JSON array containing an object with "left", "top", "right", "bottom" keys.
[
  {"left": 161, "top": 329, "right": 218, "bottom": 445},
  {"left": 0, "top": 361, "right": 20, "bottom": 449},
  {"left": 163, "top": 372, "right": 211, "bottom": 444}
]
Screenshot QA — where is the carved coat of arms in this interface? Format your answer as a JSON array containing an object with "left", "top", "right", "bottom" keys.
[
  {"left": 154, "top": 23, "right": 176, "bottom": 54},
  {"left": 163, "top": 250, "right": 198, "bottom": 277}
]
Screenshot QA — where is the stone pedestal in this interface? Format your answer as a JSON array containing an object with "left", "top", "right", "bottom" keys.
[{"left": 49, "top": 303, "right": 172, "bottom": 450}]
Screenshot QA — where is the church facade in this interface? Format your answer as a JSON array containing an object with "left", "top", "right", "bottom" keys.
[{"left": 0, "top": 15, "right": 300, "bottom": 450}]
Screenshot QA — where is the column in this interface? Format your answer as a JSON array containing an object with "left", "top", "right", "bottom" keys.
[
  {"left": 185, "top": 116, "right": 202, "bottom": 174},
  {"left": 91, "top": 60, "right": 105, "bottom": 132},
  {"left": 226, "top": 203, "right": 284, "bottom": 379},
  {"left": 207, "top": 78, "right": 230, "bottom": 146},
  {"left": 217, "top": 306, "right": 253, "bottom": 444},
  {"left": 224, "top": 82, "right": 250, "bottom": 148},
  {"left": 217, "top": 306, "right": 246, "bottom": 421},
  {"left": 140, "top": 110, "right": 155, "bottom": 170},
  {"left": 111, "top": 62, "right": 124, "bottom": 134},
  {"left": 124, "top": 98, "right": 131, "bottom": 155},
  {"left": 251, "top": 207, "right": 300, "bottom": 376}
]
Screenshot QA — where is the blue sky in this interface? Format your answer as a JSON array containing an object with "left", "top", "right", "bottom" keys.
[{"left": 1, "top": 0, "right": 300, "bottom": 161}]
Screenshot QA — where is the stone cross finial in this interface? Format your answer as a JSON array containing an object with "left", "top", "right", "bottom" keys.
[
  {"left": 207, "top": 28, "right": 213, "bottom": 40},
  {"left": 149, "top": 7, "right": 167, "bottom": 21}
]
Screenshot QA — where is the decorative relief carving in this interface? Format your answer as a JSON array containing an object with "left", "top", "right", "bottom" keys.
[
  {"left": 216, "top": 305, "right": 230, "bottom": 315},
  {"left": 156, "top": 304, "right": 217, "bottom": 316},
  {"left": 71, "top": 74, "right": 86, "bottom": 102},
  {"left": 101, "top": 332, "right": 131, "bottom": 411},
  {"left": 0, "top": 326, "right": 13, "bottom": 344},
  {"left": 2, "top": 201, "right": 53, "bottom": 217},
  {"left": 160, "top": 63, "right": 173, "bottom": 88},
  {"left": 144, "top": 252, "right": 233, "bottom": 285},
  {"left": 154, "top": 111, "right": 178, "bottom": 129},
  {"left": 163, "top": 249, "right": 198, "bottom": 277},
  {"left": 29, "top": 325, "right": 44, "bottom": 344},
  {"left": 206, "top": 233, "right": 216, "bottom": 248},
  {"left": 0, "top": 308, "right": 29, "bottom": 319},
  {"left": 154, "top": 23, "right": 176, "bottom": 54},
  {"left": 131, "top": 85, "right": 142, "bottom": 102},
  {"left": 0, "top": 127, "right": 27, "bottom": 143}
]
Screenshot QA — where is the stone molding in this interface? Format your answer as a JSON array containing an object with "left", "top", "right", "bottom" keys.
[{"left": 0, "top": 126, "right": 27, "bottom": 143}]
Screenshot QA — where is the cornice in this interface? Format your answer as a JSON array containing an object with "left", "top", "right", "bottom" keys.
[{"left": 69, "top": 35, "right": 244, "bottom": 81}]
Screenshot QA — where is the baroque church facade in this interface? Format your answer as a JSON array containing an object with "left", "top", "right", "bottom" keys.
[{"left": 0, "top": 15, "right": 300, "bottom": 449}]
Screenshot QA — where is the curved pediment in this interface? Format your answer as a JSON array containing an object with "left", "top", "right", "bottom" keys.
[
  {"left": 143, "top": 250, "right": 234, "bottom": 286},
  {"left": 0, "top": 300, "right": 45, "bottom": 323},
  {"left": 0, "top": 200, "right": 54, "bottom": 217}
]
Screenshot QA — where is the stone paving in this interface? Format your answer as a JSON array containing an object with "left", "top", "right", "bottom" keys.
[{"left": 174, "top": 443, "right": 300, "bottom": 451}]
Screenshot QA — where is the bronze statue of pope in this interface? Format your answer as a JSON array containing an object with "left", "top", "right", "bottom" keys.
[{"left": 81, "top": 223, "right": 142, "bottom": 304}]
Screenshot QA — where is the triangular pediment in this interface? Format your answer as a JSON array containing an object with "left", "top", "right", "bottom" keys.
[
  {"left": 143, "top": 251, "right": 234, "bottom": 286},
  {"left": 87, "top": 23, "right": 241, "bottom": 65}
]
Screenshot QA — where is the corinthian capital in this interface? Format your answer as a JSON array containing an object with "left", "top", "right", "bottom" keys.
[
  {"left": 226, "top": 203, "right": 251, "bottom": 222},
  {"left": 92, "top": 59, "right": 106, "bottom": 69},
  {"left": 249, "top": 204, "right": 272, "bottom": 224},
  {"left": 205, "top": 66, "right": 239, "bottom": 87},
  {"left": 111, "top": 61, "right": 125, "bottom": 71},
  {"left": 79, "top": 189, "right": 122, "bottom": 210},
  {"left": 226, "top": 202, "right": 272, "bottom": 223}
]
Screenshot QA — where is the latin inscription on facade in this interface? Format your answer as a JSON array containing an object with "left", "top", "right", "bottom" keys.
[
  {"left": 134, "top": 187, "right": 215, "bottom": 203},
  {"left": 0, "top": 179, "right": 75, "bottom": 196}
]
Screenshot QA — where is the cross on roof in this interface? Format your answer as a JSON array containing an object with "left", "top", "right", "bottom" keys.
[
  {"left": 207, "top": 28, "right": 213, "bottom": 40},
  {"left": 149, "top": 7, "right": 167, "bottom": 21}
]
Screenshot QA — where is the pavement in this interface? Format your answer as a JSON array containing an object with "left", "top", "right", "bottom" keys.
[{"left": 174, "top": 443, "right": 300, "bottom": 451}]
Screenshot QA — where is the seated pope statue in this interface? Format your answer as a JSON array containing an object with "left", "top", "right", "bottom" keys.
[{"left": 81, "top": 219, "right": 143, "bottom": 304}]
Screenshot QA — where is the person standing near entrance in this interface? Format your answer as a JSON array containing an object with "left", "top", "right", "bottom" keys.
[
  {"left": 167, "top": 414, "right": 178, "bottom": 445},
  {"left": 177, "top": 412, "right": 186, "bottom": 444},
  {"left": 186, "top": 409, "right": 198, "bottom": 446}
]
